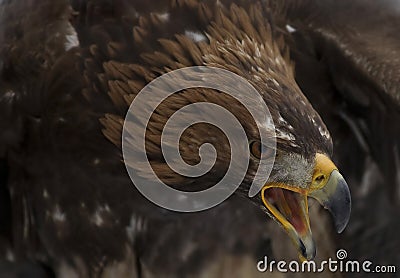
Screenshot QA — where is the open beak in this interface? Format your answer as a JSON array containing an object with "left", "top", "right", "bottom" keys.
[{"left": 261, "top": 153, "right": 351, "bottom": 261}]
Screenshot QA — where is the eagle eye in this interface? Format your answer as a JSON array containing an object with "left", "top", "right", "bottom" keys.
[{"left": 250, "top": 140, "right": 272, "bottom": 160}]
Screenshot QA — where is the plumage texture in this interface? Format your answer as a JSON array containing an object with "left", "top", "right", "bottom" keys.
[{"left": 0, "top": 0, "right": 399, "bottom": 277}]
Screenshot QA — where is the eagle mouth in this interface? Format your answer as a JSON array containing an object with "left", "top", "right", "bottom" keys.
[
  {"left": 261, "top": 185, "right": 315, "bottom": 260},
  {"left": 259, "top": 154, "right": 352, "bottom": 261},
  {"left": 263, "top": 187, "right": 309, "bottom": 234}
]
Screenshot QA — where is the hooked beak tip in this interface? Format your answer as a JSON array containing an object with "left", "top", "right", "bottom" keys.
[{"left": 310, "top": 170, "right": 351, "bottom": 234}]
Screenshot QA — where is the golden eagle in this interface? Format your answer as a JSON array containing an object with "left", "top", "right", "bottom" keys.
[{"left": 0, "top": 0, "right": 398, "bottom": 277}]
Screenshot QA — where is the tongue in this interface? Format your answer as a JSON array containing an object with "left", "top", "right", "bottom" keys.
[{"left": 265, "top": 188, "right": 308, "bottom": 234}]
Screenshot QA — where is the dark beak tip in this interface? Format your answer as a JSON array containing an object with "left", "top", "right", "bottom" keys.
[
  {"left": 334, "top": 178, "right": 352, "bottom": 234},
  {"left": 335, "top": 205, "right": 351, "bottom": 233},
  {"left": 336, "top": 222, "right": 347, "bottom": 234},
  {"left": 335, "top": 209, "right": 351, "bottom": 234},
  {"left": 318, "top": 172, "right": 351, "bottom": 234},
  {"left": 299, "top": 237, "right": 316, "bottom": 261}
]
